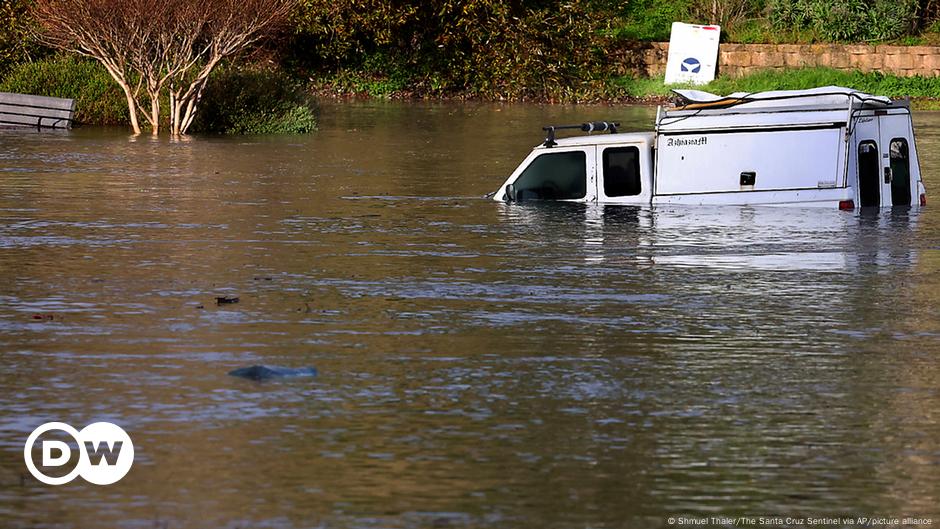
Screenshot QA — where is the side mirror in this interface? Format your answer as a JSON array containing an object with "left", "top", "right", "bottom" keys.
[{"left": 505, "top": 184, "right": 516, "bottom": 202}]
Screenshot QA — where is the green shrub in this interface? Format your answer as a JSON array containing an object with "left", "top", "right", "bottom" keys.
[
  {"left": 768, "top": 0, "right": 917, "bottom": 42},
  {"left": 191, "top": 67, "right": 317, "bottom": 134},
  {"left": 0, "top": 54, "right": 128, "bottom": 124},
  {"left": 608, "top": 0, "right": 694, "bottom": 41}
]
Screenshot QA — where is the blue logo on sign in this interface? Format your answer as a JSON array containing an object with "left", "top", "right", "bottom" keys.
[{"left": 681, "top": 57, "right": 701, "bottom": 73}]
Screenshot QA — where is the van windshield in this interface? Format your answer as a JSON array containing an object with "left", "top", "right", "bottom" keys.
[{"left": 512, "top": 151, "right": 586, "bottom": 200}]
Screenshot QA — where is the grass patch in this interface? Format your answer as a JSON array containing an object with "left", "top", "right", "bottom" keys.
[{"left": 611, "top": 68, "right": 940, "bottom": 103}]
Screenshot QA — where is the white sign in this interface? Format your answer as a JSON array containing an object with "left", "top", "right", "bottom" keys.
[
  {"left": 664, "top": 22, "right": 721, "bottom": 85},
  {"left": 24, "top": 421, "right": 134, "bottom": 485}
]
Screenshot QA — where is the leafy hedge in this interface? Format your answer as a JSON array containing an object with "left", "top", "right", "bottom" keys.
[
  {"left": 291, "top": 0, "right": 616, "bottom": 101},
  {"left": 0, "top": 55, "right": 129, "bottom": 124}
]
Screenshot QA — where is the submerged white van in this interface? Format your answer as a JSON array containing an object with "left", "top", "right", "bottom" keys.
[{"left": 493, "top": 86, "right": 927, "bottom": 209}]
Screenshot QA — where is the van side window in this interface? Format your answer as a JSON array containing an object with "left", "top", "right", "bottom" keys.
[
  {"left": 513, "top": 151, "right": 586, "bottom": 200},
  {"left": 889, "top": 138, "right": 912, "bottom": 206},
  {"left": 603, "top": 146, "right": 641, "bottom": 197}
]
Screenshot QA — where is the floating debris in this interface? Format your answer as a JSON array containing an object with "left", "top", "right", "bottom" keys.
[
  {"left": 215, "top": 295, "right": 239, "bottom": 305},
  {"left": 228, "top": 365, "right": 318, "bottom": 381}
]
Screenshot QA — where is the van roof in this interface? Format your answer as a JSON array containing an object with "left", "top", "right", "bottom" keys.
[{"left": 670, "top": 85, "right": 893, "bottom": 111}]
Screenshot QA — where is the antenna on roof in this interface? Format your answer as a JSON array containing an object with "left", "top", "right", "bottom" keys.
[{"left": 542, "top": 121, "right": 620, "bottom": 147}]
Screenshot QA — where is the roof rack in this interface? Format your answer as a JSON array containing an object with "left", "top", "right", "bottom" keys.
[{"left": 542, "top": 121, "right": 620, "bottom": 147}]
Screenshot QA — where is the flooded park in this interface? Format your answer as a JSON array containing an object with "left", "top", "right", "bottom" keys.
[{"left": 0, "top": 101, "right": 938, "bottom": 528}]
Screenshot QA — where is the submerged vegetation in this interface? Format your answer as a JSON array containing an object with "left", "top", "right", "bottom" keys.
[{"left": 191, "top": 67, "right": 317, "bottom": 134}]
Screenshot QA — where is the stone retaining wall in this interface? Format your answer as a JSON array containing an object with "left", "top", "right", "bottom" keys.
[{"left": 617, "top": 42, "right": 940, "bottom": 78}]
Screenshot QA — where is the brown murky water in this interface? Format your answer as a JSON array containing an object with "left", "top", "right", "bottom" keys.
[{"left": 0, "top": 102, "right": 939, "bottom": 529}]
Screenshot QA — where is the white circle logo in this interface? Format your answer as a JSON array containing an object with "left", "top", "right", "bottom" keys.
[{"left": 24, "top": 421, "right": 134, "bottom": 486}]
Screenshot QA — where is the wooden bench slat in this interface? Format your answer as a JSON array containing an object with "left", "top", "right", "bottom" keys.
[
  {"left": 0, "top": 105, "right": 73, "bottom": 120},
  {"left": 0, "top": 114, "right": 72, "bottom": 128},
  {"left": 0, "top": 92, "right": 76, "bottom": 129},
  {"left": 0, "top": 92, "right": 75, "bottom": 111}
]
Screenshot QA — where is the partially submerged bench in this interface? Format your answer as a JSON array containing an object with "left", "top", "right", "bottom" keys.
[{"left": 0, "top": 92, "right": 75, "bottom": 129}]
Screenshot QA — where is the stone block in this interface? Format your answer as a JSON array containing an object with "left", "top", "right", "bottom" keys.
[
  {"left": 831, "top": 52, "right": 851, "bottom": 69},
  {"left": 767, "top": 52, "right": 787, "bottom": 66},
  {"left": 849, "top": 53, "right": 868, "bottom": 69},
  {"left": 784, "top": 53, "right": 805, "bottom": 67},
  {"left": 722, "top": 50, "right": 752, "bottom": 67},
  {"left": 923, "top": 53, "right": 940, "bottom": 71},
  {"left": 905, "top": 46, "right": 939, "bottom": 55},
  {"left": 884, "top": 53, "right": 914, "bottom": 71},
  {"left": 844, "top": 44, "right": 873, "bottom": 55}
]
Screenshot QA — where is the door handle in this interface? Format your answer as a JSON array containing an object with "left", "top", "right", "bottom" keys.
[{"left": 884, "top": 167, "right": 892, "bottom": 184}]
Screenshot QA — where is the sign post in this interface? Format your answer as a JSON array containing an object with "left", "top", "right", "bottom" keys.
[{"left": 664, "top": 22, "right": 721, "bottom": 85}]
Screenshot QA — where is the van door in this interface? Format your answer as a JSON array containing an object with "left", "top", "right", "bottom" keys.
[
  {"left": 852, "top": 115, "right": 882, "bottom": 207},
  {"left": 878, "top": 114, "right": 914, "bottom": 206},
  {"left": 857, "top": 140, "right": 881, "bottom": 207},
  {"left": 596, "top": 144, "right": 652, "bottom": 205},
  {"left": 506, "top": 147, "right": 597, "bottom": 202}
]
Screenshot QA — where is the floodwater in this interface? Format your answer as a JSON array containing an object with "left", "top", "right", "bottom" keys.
[{"left": 0, "top": 101, "right": 938, "bottom": 529}]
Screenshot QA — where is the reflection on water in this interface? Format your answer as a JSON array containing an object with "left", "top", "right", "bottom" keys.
[{"left": 0, "top": 102, "right": 938, "bottom": 528}]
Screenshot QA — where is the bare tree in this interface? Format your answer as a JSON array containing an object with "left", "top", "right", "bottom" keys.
[{"left": 32, "top": 0, "right": 292, "bottom": 135}]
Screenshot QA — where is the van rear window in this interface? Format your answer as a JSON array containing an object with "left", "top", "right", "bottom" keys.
[{"left": 513, "top": 151, "right": 586, "bottom": 200}]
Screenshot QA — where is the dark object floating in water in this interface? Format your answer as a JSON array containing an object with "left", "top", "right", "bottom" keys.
[
  {"left": 216, "top": 295, "right": 239, "bottom": 305},
  {"left": 228, "top": 365, "right": 318, "bottom": 381}
]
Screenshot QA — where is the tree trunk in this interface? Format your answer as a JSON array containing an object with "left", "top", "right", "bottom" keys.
[
  {"left": 150, "top": 96, "right": 160, "bottom": 135},
  {"left": 122, "top": 86, "right": 141, "bottom": 135},
  {"left": 169, "top": 88, "right": 178, "bottom": 135},
  {"left": 97, "top": 60, "right": 141, "bottom": 134}
]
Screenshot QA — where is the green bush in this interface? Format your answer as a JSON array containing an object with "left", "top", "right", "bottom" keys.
[
  {"left": 607, "top": 0, "right": 694, "bottom": 42},
  {"left": 190, "top": 67, "right": 317, "bottom": 134},
  {"left": 768, "top": 0, "right": 917, "bottom": 41},
  {"left": 0, "top": 55, "right": 128, "bottom": 124}
]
